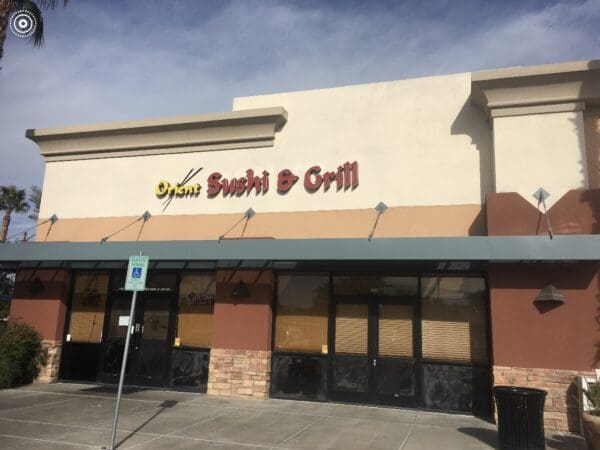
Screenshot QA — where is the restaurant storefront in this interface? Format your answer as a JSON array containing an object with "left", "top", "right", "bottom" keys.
[
  {"left": 2, "top": 59, "right": 600, "bottom": 432},
  {"left": 55, "top": 269, "right": 492, "bottom": 416}
]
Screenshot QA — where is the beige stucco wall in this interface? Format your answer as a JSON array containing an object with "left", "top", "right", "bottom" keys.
[
  {"left": 492, "top": 111, "right": 588, "bottom": 208},
  {"left": 39, "top": 73, "right": 493, "bottom": 220}
]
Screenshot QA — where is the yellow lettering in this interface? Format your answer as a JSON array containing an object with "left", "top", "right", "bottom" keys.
[{"left": 155, "top": 180, "right": 170, "bottom": 197}]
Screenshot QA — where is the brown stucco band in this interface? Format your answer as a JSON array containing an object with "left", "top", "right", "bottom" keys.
[
  {"left": 35, "top": 204, "right": 486, "bottom": 243},
  {"left": 486, "top": 189, "right": 600, "bottom": 236},
  {"left": 489, "top": 263, "right": 599, "bottom": 372},
  {"left": 211, "top": 270, "right": 273, "bottom": 352},
  {"left": 9, "top": 269, "right": 71, "bottom": 342}
]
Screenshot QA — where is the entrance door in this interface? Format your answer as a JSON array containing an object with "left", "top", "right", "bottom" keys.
[
  {"left": 98, "top": 273, "right": 176, "bottom": 387},
  {"left": 329, "top": 276, "right": 419, "bottom": 406}
]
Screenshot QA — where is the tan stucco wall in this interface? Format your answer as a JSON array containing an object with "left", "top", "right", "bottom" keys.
[
  {"left": 492, "top": 111, "right": 588, "bottom": 208},
  {"left": 585, "top": 114, "right": 600, "bottom": 188},
  {"left": 39, "top": 73, "right": 493, "bottom": 220},
  {"left": 36, "top": 204, "right": 485, "bottom": 242}
]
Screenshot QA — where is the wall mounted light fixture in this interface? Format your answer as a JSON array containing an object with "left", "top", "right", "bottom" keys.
[
  {"left": 534, "top": 283, "right": 566, "bottom": 304},
  {"left": 231, "top": 280, "right": 250, "bottom": 298}
]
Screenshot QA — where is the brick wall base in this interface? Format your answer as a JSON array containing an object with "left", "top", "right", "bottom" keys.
[
  {"left": 35, "top": 340, "right": 61, "bottom": 384},
  {"left": 207, "top": 348, "right": 271, "bottom": 399},
  {"left": 494, "top": 366, "right": 594, "bottom": 432}
]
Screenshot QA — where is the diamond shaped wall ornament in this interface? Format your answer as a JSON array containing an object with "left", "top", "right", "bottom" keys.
[
  {"left": 245, "top": 208, "right": 256, "bottom": 219},
  {"left": 534, "top": 283, "right": 566, "bottom": 303},
  {"left": 375, "top": 202, "right": 388, "bottom": 214},
  {"left": 533, "top": 188, "right": 550, "bottom": 204}
]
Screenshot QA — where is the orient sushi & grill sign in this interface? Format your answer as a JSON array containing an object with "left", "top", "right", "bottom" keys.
[{"left": 154, "top": 161, "right": 359, "bottom": 199}]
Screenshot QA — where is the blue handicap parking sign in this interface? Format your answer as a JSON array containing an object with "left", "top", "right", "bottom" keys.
[{"left": 131, "top": 267, "right": 142, "bottom": 279}]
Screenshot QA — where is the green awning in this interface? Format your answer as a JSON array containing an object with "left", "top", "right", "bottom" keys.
[{"left": 0, "top": 235, "right": 598, "bottom": 269}]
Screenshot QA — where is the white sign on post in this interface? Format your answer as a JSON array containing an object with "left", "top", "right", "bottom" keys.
[{"left": 125, "top": 255, "right": 149, "bottom": 291}]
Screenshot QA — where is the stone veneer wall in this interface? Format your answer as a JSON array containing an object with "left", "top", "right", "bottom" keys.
[
  {"left": 36, "top": 340, "right": 62, "bottom": 384},
  {"left": 494, "top": 366, "right": 595, "bottom": 432},
  {"left": 207, "top": 348, "right": 271, "bottom": 399}
]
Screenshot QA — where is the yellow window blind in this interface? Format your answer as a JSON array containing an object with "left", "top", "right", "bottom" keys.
[
  {"left": 335, "top": 303, "right": 368, "bottom": 355},
  {"left": 177, "top": 273, "right": 215, "bottom": 348},
  {"left": 378, "top": 304, "right": 413, "bottom": 357},
  {"left": 68, "top": 273, "right": 109, "bottom": 343}
]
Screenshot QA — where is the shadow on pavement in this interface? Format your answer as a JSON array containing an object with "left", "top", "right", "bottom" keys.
[
  {"left": 80, "top": 385, "right": 146, "bottom": 395},
  {"left": 116, "top": 400, "right": 178, "bottom": 448},
  {"left": 457, "top": 427, "right": 499, "bottom": 448}
]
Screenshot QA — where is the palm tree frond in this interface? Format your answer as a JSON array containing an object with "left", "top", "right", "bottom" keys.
[
  {"left": 31, "top": 0, "right": 68, "bottom": 10},
  {"left": 18, "top": 1, "right": 45, "bottom": 47},
  {"left": 0, "top": 185, "right": 30, "bottom": 213}
]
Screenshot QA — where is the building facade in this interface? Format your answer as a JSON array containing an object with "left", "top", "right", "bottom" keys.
[{"left": 2, "top": 60, "right": 600, "bottom": 432}]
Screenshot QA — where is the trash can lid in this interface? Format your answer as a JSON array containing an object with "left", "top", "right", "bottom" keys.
[{"left": 493, "top": 385, "right": 548, "bottom": 396}]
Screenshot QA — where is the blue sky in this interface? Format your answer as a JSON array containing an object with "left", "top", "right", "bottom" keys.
[{"left": 0, "top": 0, "right": 599, "bottom": 238}]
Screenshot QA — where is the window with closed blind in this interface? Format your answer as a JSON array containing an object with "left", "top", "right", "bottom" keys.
[
  {"left": 421, "top": 276, "right": 488, "bottom": 364},
  {"left": 176, "top": 273, "right": 216, "bottom": 348},
  {"left": 68, "top": 272, "right": 109, "bottom": 343},
  {"left": 275, "top": 274, "right": 329, "bottom": 354}
]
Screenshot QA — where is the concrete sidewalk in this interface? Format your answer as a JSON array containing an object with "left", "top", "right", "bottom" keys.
[{"left": 0, "top": 383, "right": 586, "bottom": 449}]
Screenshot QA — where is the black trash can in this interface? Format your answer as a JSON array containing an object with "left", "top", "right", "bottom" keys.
[{"left": 493, "top": 386, "right": 547, "bottom": 450}]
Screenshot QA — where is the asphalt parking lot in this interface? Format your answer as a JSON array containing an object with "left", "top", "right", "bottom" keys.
[{"left": 0, "top": 383, "right": 587, "bottom": 449}]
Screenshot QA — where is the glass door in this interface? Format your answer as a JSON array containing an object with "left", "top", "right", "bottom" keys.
[
  {"left": 128, "top": 293, "right": 172, "bottom": 386},
  {"left": 330, "top": 300, "right": 370, "bottom": 403},
  {"left": 330, "top": 275, "right": 419, "bottom": 406},
  {"left": 98, "top": 272, "right": 176, "bottom": 387},
  {"left": 373, "top": 300, "right": 417, "bottom": 406}
]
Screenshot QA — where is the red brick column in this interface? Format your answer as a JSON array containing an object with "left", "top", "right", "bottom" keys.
[
  {"left": 9, "top": 269, "right": 72, "bottom": 383},
  {"left": 207, "top": 270, "right": 273, "bottom": 399}
]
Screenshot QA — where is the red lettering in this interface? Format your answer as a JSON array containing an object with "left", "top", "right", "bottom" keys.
[
  {"left": 323, "top": 171, "right": 336, "bottom": 191},
  {"left": 351, "top": 161, "right": 359, "bottom": 188},
  {"left": 277, "top": 169, "right": 299, "bottom": 192},
  {"left": 304, "top": 166, "right": 322, "bottom": 191},
  {"left": 207, "top": 172, "right": 222, "bottom": 196},
  {"left": 262, "top": 171, "right": 269, "bottom": 193},
  {"left": 246, "top": 169, "right": 262, "bottom": 195},
  {"left": 343, "top": 162, "right": 351, "bottom": 189},
  {"left": 222, "top": 178, "right": 236, "bottom": 195},
  {"left": 236, "top": 177, "right": 247, "bottom": 195},
  {"left": 336, "top": 166, "right": 344, "bottom": 190}
]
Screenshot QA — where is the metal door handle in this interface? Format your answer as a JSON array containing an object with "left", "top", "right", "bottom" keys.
[{"left": 372, "top": 358, "right": 377, "bottom": 367}]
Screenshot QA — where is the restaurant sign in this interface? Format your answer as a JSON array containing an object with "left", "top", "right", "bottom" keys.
[{"left": 155, "top": 161, "right": 359, "bottom": 199}]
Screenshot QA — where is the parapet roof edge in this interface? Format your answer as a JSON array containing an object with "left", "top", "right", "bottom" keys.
[
  {"left": 25, "top": 106, "right": 288, "bottom": 162},
  {"left": 26, "top": 106, "right": 288, "bottom": 141},
  {"left": 472, "top": 59, "right": 600, "bottom": 82}
]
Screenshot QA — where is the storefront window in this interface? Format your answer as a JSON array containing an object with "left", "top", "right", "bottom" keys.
[
  {"left": 68, "top": 272, "right": 109, "bottom": 343},
  {"left": 176, "top": 273, "right": 215, "bottom": 348},
  {"left": 275, "top": 274, "right": 329, "bottom": 353},
  {"left": 421, "top": 277, "right": 488, "bottom": 364}
]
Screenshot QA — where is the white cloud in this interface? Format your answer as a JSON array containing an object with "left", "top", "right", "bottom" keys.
[{"left": 0, "top": 0, "right": 598, "bottom": 236}]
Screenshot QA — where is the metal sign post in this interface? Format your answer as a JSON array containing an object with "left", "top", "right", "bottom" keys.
[{"left": 109, "top": 253, "right": 149, "bottom": 450}]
